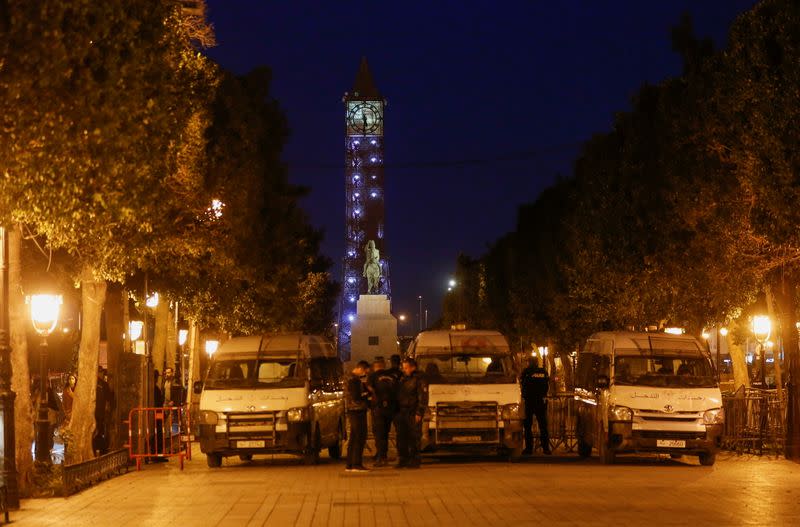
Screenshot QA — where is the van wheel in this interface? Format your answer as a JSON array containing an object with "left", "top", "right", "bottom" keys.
[
  {"left": 239, "top": 454, "right": 253, "bottom": 461},
  {"left": 698, "top": 451, "right": 716, "bottom": 466},
  {"left": 508, "top": 447, "right": 523, "bottom": 463},
  {"left": 577, "top": 438, "right": 592, "bottom": 458},
  {"left": 206, "top": 453, "right": 222, "bottom": 468},
  {"left": 576, "top": 417, "right": 591, "bottom": 458},
  {"left": 328, "top": 425, "right": 343, "bottom": 460},
  {"left": 304, "top": 428, "right": 321, "bottom": 465},
  {"left": 598, "top": 428, "right": 615, "bottom": 465}
]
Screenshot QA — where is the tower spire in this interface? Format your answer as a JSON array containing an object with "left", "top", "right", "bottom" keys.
[{"left": 351, "top": 56, "right": 380, "bottom": 98}]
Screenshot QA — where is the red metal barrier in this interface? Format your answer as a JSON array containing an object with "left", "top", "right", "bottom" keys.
[{"left": 127, "top": 406, "right": 191, "bottom": 470}]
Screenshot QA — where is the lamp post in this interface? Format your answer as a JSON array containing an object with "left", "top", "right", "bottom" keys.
[
  {"left": 718, "top": 327, "right": 729, "bottom": 383},
  {"left": 753, "top": 315, "right": 771, "bottom": 388},
  {"left": 417, "top": 295, "right": 423, "bottom": 333},
  {"left": 0, "top": 226, "right": 19, "bottom": 508},
  {"left": 28, "top": 293, "right": 62, "bottom": 464}
]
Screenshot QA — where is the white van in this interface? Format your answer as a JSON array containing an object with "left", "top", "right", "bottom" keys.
[
  {"left": 408, "top": 329, "right": 524, "bottom": 459},
  {"left": 574, "top": 331, "right": 724, "bottom": 465},
  {"left": 195, "top": 334, "right": 346, "bottom": 467}
]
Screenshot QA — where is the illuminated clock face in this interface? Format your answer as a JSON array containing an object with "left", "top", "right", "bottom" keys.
[{"left": 347, "top": 101, "right": 382, "bottom": 135}]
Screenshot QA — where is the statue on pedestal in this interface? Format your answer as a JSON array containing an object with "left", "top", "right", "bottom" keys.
[{"left": 362, "top": 240, "right": 382, "bottom": 294}]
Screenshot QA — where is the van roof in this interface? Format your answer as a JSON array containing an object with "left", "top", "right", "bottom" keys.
[
  {"left": 411, "top": 329, "right": 510, "bottom": 355},
  {"left": 215, "top": 333, "right": 337, "bottom": 359},
  {"left": 585, "top": 331, "right": 704, "bottom": 353}
]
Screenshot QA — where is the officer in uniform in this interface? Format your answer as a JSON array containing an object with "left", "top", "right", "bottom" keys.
[
  {"left": 345, "top": 360, "right": 371, "bottom": 471},
  {"left": 520, "top": 355, "right": 551, "bottom": 455},
  {"left": 395, "top": 357, "right": 428, "bottom": 468},
  {"left": 368, "top": 357, "right": 401, "bottom": 466}
]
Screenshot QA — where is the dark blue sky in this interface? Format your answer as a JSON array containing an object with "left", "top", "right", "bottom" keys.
[{"left": 204, "top": 0, "right": 756, "bottom": 327}]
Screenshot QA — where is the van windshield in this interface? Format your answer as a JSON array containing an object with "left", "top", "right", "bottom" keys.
[
  {"left": 205, "top": 356, "right": 305, "bottom": 389},
  {"left": 417, "top": 354, "right": 515, "bottom": 384},
  {"left": 614, "top": 352, "right": 716, "bottom": 388}
]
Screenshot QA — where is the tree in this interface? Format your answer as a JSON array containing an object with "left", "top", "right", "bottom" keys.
[{"left": 0, "top": 0, "right": 216, "bottom": 463}]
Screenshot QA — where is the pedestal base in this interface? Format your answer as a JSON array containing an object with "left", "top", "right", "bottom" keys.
[{"left": 349, "top": 295, "right": 398, "bottom": 366}]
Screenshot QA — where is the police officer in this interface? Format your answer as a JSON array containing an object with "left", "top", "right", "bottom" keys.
[
  {"left": 368, "top": 358, "right": 401, "bottom": 466},
  {"left": 395, "top": 357, "right": 428, "bottom": 468},
  {"left": 345, "top": 360, "right": 371, "bottom": 472},
  {"left": 520, "top": 355, "right": 551, "bottom": 455}
]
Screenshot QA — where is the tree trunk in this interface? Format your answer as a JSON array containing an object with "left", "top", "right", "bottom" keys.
[
  {"left": 765, "top": 286, "right": 784, "bottom": 404},
  {"left": 727, "top": 320, "right": 750, "bottom": 392},
  {"left": 103, "top": 284, "right": 124, "bottom": 449},
  {"left": 771, "top": 275, "right": 800, "bottom": 460},
  {"left": 186, "top": 320, "right": 200, "bottom": 407},
  {"left": 151, "top": 300, "right": 169, "bottom": 375},
  {"left": 8, "top": 228, "right": 34, "bottom": 495},
  {"left": 65, "top": 267, "right": 106, "bottom": 464},
  {"left": 166, "top": 302, "right": 177, "bottom": 374}
]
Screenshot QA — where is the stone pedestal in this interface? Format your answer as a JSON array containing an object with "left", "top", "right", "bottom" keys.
[{"left": 349, "top": 295, "right": 398, "bottom": 365}]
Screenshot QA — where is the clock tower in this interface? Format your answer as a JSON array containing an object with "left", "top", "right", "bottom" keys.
[{"left": 338, "top": 58, "right": 391, "bottom": 358}]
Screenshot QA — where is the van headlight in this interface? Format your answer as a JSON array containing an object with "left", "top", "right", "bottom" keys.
[
  {"left": 199, "top": 410, "right": 219, "bottom": 425},
  {"left": 703, "top": 408, "right": 724, "bottom": 425},
  {"left": 287, "top": 407, "right": 309, "bottom": 422},
  {"left": 501, "top": 403, "right": 521, "bottom": 420},
  {"left": 608, "top": 405, "right": 633, "bottom": 421}
]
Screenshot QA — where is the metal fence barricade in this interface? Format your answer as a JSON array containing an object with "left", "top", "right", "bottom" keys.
[
  {"left": 721, "top": 388, "right": 785, "bottom": 456},
  {"left": 127, "top": 405, "right": 191, "bottom": 470},
  {"left": 527, "top": 393, "right": 576, "bottom": 453}
]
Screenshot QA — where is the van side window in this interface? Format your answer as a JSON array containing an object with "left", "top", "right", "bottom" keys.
[
  {"left": 311, "top": 358, "right": 344, "bottom": 391},
  {"left": 597, "top": 355, "right": 610, "bottom": 379},
  {"left": 576, "top": 353, "right": 597, "bottom": 390}
]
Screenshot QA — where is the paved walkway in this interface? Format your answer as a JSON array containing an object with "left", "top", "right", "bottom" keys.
[{"left": 11, "top": 447, "right": 800, "bottom": 526}]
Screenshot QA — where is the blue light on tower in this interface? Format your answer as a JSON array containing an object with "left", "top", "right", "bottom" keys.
[{"left": 340, "top": 57, "right": 391, "bottom": 360}]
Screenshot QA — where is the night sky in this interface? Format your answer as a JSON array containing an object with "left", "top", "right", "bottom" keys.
[{"left": 204, "top": 0, "right": 756, "bottom": 328}]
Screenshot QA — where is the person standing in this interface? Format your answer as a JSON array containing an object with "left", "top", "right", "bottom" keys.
[
  {"left": 396, "top": 357, "right": 428, "bottom": 468},
  {"left": 345, "top": 361, "right": 371, "bottom": 472},
  {"left": 93, "top": 367, "right": 111, "bottom": 455},
  {"left": 368, "top": 357, "right": 400, "bottom": 466},
  {"left": 520, "top": 356, "right": 551, "bottom": 455},
  {"left": 62, "top": 374, "right": 77, "bottom": 424}
]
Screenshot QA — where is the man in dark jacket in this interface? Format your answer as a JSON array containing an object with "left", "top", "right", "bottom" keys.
[
  {"left": 368, "top": 357, "right": 401, "bottom": 466},
  {"left": 520, "top": 356, "right": 551, "bottom": 455},
  {"left": 345, "top": 360, "right": 371, "bottom": 472},
  {"left": 395, "top": 357, "right": 428, "bottom": 468}
]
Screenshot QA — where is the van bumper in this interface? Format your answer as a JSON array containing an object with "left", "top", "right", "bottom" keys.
[
  {"left": 421, "top": 418, "right": 523, "bottom": 451},
  {"left": 197, "top": 421, "right": 312, "bottom": 456},
  {"left": 610, "top": 421, "right": 723, "bottom": 454}
]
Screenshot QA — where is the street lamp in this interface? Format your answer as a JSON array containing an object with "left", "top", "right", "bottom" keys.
[
  {"left": 27, "top": 293, "right": 62, "bottom": 463},
  {"left": 205, "top": 340, "right": 219, "bottom": 357},
  {"left": 752, "top": 315, "right": 771, "bottom": 387},
  {"left": 417, "top": 295, "right": 423, "bottom": 333},
  {"left": 129, "top": 320, "right": 144, "bottom": 353}
]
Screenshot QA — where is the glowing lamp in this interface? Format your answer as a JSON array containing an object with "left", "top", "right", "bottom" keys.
[
  {"left": 399, "top": 314, "right": 407, "bottom": 321},
  {"left": 719, "top": 327, "right": 729, "bottom": 337},
  {"left": 752, "top": 316, "right": 771, "bottom": 342},
  {"left": 205, "top": 340, "right": 219, "bottom": 357},
  {"left": 448, "top": 279, "right": 457, "bottom": 288},
  {"left": 146, "top": 292, "right": 159, "bottom": 308},
  {"left": 701, "top": 331, "right": 710, "bottom": 340},
  {"left": 347, "top": 314, "right": 355, "bottom": 322},
  {"left": 178, "top": 329, "right": 189, "bottom": 346},
  {"left": 28, "top": 294, "right": 63, "bottom": 337},
  {"left": 664, "top": 327, "right": 684, "bottom": 335},
  {"left": 129, "top": 320, "right": 144, "bottom": 341}
]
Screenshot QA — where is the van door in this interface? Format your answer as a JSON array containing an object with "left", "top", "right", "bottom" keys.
[{"left": 310, "top": 358, "right": 344, "bottom": 444}]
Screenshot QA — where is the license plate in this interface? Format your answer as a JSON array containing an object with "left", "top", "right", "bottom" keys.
[
  {"left": 657, "top": 439, "right": 686, "bottom": 448},
  {"left": 453, "top": 435, "right": 481, "bottom": 443},
  {"left": 237, "top": 440, "right": 265, "bottom": 449}
]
